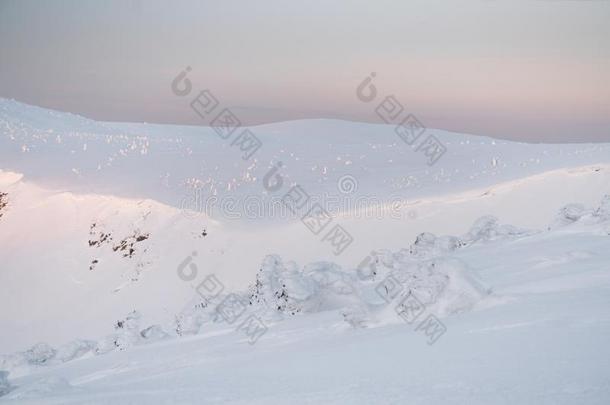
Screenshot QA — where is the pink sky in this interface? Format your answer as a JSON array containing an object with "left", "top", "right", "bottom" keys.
[{"left": 0, "top": 0, "right": 608, "bottom": 142}]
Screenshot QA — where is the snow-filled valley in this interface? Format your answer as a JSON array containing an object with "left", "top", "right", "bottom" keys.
[{"left": 1, "top": 98, "right": 610, "bottom": 404}]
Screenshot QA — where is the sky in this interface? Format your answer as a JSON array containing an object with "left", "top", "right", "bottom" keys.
[{"left": 0, "top": 0, "right": 609, "bottom": 142}]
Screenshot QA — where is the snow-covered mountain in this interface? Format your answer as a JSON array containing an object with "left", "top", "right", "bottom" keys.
[{"left": 1, "top": 99, "right": 609, "bottom": 403}]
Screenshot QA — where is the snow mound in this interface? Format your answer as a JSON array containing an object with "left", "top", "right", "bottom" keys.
[
  {"left": 55, "top": 339, "right": 96, "bottom": 363},
  {"left": 551, "top": 195, "right": 610, "bottom": 228},
  {"left": 0, "top": 370, "right": 13, "bottom": 397},
  {"left": 462, "top": 215, "right": 534, "bottom": 244},
  {"left": 23, "top": 343, "right": 56, "bottom": 366},
  {"left": 0, "top": 343, "right": 56, "bottom": 371},
  {"left": 0, "top": 343, "right": 56, "bottom": 378},
  {"left": 0, "top": 170, "right": 23, "bottom": 187},
  {"left": 139, "top": 325, "right": 171, "bottom": 342},
  {"left": 365, "top": 253, "right": 491, "bottom": 322},
  {"left": 0, "top": 340, "right": 98, "bottom": 377},
  {"left": 3, "top": 376, "right": 78, "bottom": 400},
  {"left": 407, "top": 216, "right": 534, "bottom": 259},
  {"left": 0, "top": 312, "right": 172, "bottom": 375}
]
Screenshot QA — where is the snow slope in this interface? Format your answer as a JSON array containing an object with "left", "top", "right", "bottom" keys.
[
  {"left": 1, "top": 99, "right": 610, "bottom": 403},
  {"left": 1, "top": 199, "right": 609, "bottom": 404}
]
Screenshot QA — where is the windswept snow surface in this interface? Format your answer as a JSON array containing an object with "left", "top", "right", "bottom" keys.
[{"left": 1, "top": 99, "right": 610, "bottom": 403}]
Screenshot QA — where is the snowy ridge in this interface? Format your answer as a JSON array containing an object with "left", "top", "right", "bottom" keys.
[{"left": 2, "top": 97, "right": 610, "bottom": 209}]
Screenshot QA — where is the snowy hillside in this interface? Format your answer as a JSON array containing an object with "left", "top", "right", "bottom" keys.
[{"left": 1, "top": 99, "right": 610, "bottom": 403}]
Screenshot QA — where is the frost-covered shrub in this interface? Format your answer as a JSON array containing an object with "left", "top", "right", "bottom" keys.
[
  {"left": 249, "top": 255, "right": 309, "bottom": 315},
  {"left": 409, "top": 233, "right": 464, "bottom": 257},
  {"left": 173, "top": 296, "right": 226, "bottom": 336},
  {"left": 115, "top": 310, "right": 142, "bottom": 332},
  {"left": 250, "top": 255, "right": 374, "bottom": 316},
  {"left": 23, "top": 343, "right": 56, "bottom": 366},
  {"left": 0, "top": 343, "right": 58, "bottom": 372},
  {"left": 174, "top": 312, "right": 204, "bottom": 337},
  {"left": 94, "top": 335, "right": 120, "bottom": 355},
  {"left": 55, "top": 340, "right": 96, "bottom": 363},
  {"left": 95, "top": 332, "right": 141, "bottom": 354},
  {"left": 436, "top": 235, "right": 464, "bottom": 252},
  {"left": 0, "top": 370, "right": 13, "bottom": 397},
  {"left": 95, "top": 310, "right": 144, "bottom": 353},
  {"left": 409, "top": 232, "right": 437, "bottom": 256}
]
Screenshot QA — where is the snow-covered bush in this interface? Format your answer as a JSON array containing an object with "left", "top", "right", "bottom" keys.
[
  {"left": 55, "top": 339, "right": 96, "bottom": 363},
  {"left": 115, "top": 310, "right": 142, "bottom": 332},
  {"left": 95, "top": 310, "right": 143, "bottom": 353},
  {"left": 174, "top": 298, "right": 222, "bottom": 336},
  {"left": 593, "top": 195, "right": 610, "bottom": 221},
  {"left": 553, "top": 203, "right": 588, "bottom": 227},
  {"left": 249, "top": 255, "right": 308, "bottom": 315},
  {"left": 409, "top": 232, "right": 464, "bottom": 257},
  {"left": 248, "top": 256, "right": 366, "bottom": 316},
  {"left": 23, "top": 343, "right": 56, "bottom": 366},
  {"left": 174, "top": 312, "right": 204, "bottom": 337},
  {"left": 0, "top": 342, "right": 59, "bottom": 374},
  {"left": 462, "top": 215, "right": 532, "bottom": 244},
  {"left": 409, "top": 232, "right": 437, "bottom": 256},
  {"left": 405, "top": 216, "right": 532, "bottom": 259},
  {"left": 436, "top": 235, "right": 464, "bottom": 252},
  {"left": 94, "top": 335, "right": 120, "bottom": 355},
  {"left": 549, "top": 196, "right": 610, "bottom": 229}
]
